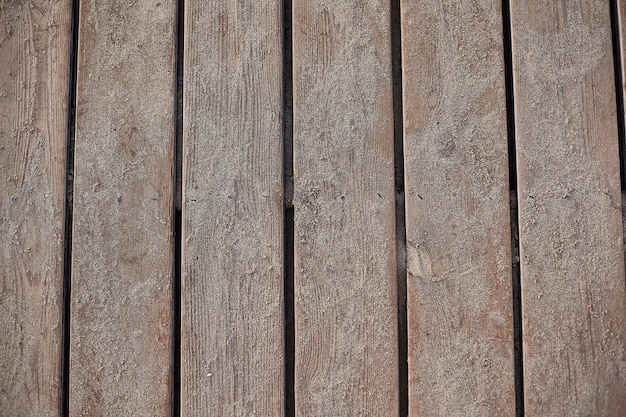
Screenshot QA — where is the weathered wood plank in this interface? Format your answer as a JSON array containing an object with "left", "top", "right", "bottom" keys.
[
  {"left": 0, "top": 2, "right": 70, "bottom": 415},
  {"left": 181, "top": 1, "right": 284, "bottom": 415},
  {"left": 69, "top": 2, "right": 176, "bottom": 415},
  {"left": 511, "top": 1, "right": 626, "bottom": 415},
  {"left": 292, "top": 2, "right": 398, "bottom": 415},
  {"left": 401, "top": 1, "right": 515, "bottom": 415}
]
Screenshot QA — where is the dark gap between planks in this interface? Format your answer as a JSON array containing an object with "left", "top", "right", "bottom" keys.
[
  {"left": 390, "top": 0, "right": 408, "bottom": 415},
  {"left": 501, "top": 1, "right": 525, "bottom": 416},
  {"left": 609, "top": 0, "right": 626, "bottom": 360},
  {"left": 172, "top": 209, "right": 182, "bottom": 417},
  {"left": 283, "top": 208, "right": 295, "bottom": 416},
  {"left": 61, "top": 0, "right": 80, "bottom": 415},
  {"left": 282, "top": 0, "right": 296, "bottom": 415},
  {"left": 610, "top": 0, "right": 626, "bottom": 190},
  {"left": 172, "top": 0, "right": 185, "bottom": 415}
]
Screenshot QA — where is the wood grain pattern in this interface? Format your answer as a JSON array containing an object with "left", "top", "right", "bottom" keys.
[
  {"left": 292, "top": 2, "right": 398, "bottom": 415},
  {"left": 69, "top": 2, "right": 176, "bottom": 415},
  {"left": 181, "top": 1, "right": 284, "bottom": 415},
  {"left": 401, "top": 1, "right": 515, "bottom": 415},
  {"left": 0, "top": 2, "right": 70, "bottom": 416},
  {"left": 511, "top": 1, "right": 626, "bottom": 415}
]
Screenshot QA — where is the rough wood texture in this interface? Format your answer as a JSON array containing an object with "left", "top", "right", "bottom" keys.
[
  {"left": 181, "top": 1, "right": 284, "bottom": 415},
  {"left": 511, "top": 1, "right": 626, "bottom": 415},
  {"left": 401, "top": 1, "right": 515, "bottom": 415},
  {"left": 0, "top": 2, "right": 70, "bottom": 415},
  {"left": 292, "top": 2, "right": 398, "bottom": 415},
  {"left": 69, "top": 2, "right": 175, "bottom": 415}
]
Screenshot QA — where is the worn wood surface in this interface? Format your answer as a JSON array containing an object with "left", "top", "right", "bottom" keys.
[
  {"left": 69, "top": 2, "right": 176, "bottom": 415},
  {"left": 5, "top": 2, "right": 626, "bottom": 415},
  {"left": 181, "top": 1, "right": 284, "bottom": 415},
  {"left": 401, "top": 1, "right": 515, "bottom": 415},
  {"left": 292, "top": 2, "right": 399, "bottom": 415},
  {"left": 511, "top": 1, "right": 626, "bottom": 415},
  {"left": 0, "top": 2, "right": 70, "bottom": 415}
]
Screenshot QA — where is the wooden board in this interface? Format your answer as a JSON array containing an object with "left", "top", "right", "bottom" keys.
[
  {"left": 510, "top": 1, "right": 626, "bottom": 415},
  {"left": 181, "top": 1, "right": 284, "bottom": 415},
  {"left": 69, "top": 2, "right": 176, "bottom": 415},
  {"left": 292, "top": 2, "right": 398, "bottom": 415},
  {"left": 0, "top": 2, "right": 70, "bottom": 415},
  {"left": 401, "top": 1, "right": 515, "bottom": 415}
]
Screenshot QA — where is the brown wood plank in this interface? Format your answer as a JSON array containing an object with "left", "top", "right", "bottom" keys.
[
  {"left": 181, "top": 1, "right": 284, "bottom": 415},
  {"left": 69, "top": 2, "right": 176, "bottom": 415},
  {"left": 292, "top": 2, "right": 398, "bottom": 415},
  {"left": 0, "top": 2, "right": 71, "bottom": 415},
  {"left": 401, "top": 1, "right": 516, "bottom": 415},
  {"left": 511, "top": 1, "right": 626, "bottom": 415}
]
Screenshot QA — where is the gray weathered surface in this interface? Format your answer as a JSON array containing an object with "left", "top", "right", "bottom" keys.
[
  {"left": 70, "top": 2, "right": 176, "bottom": 415},
  {"left": 401, "top": 1, "right": 516, "bottom": 415},
  {"left": 511, "top": 1, "right": 626, "bottom": 415},
  {"left": 293, "top": 1, "right": 399, "bottom": 415},
  {"left": 0, "top": 2, "right": 70, "bottom": 416},
  {"left": 181, "top": 1, "right": 284, "bottom": 415}
]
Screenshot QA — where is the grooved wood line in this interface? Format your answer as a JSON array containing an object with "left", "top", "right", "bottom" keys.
[
  {"left": 181, "top": 0, "right": 284, "bottom": 415},
  {"left": 0, "top": 2, "right": 70, "bottom": 416},
  {"left": 69, "top": 2, "right": 176, "bottom": 415},
  {"left": 510, "top": 1, "right": 626, "bottom": 415},
  {"left": 292, "top": 1, "right": 399, "bottom": 415},
  {"left": 401, "top": 1, "right": 516, "bottom": 416}
]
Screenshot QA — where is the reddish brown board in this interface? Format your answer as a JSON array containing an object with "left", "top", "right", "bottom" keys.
[
  {"left": 0, "top": 2, "right": 71, "bottom": 415},
  {"left": 401, "top": 1, "right": 516, "bottom": 415},
  {"left": 292, "top": 2, "right": 399, "bottom": 415},
  {"left": 181, "top": 1, "right": 284, "bottom": 415},
  {"left": 69, "top": 2, "right": 176, "bottom": 415},
  {"left": 511, "top": 1, "right": 626, "bottom": 415}
]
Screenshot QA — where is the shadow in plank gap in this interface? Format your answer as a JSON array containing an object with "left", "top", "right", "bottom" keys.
[
  {"left": 61, "top": 0, "right": 81, "bottom": 416},
  {"left": 501, "top": 0, "right": 524, "bottom": 415},
  {"left": 171, "top": 0, "right": 186, "bottom": 416},
  {"left": 611, "top": 0, "right": 626, "bottom": 189},
  {"left": 283, "top": 0, "right": 296, "bottom": 415},
  {"left": 391, "top": 0, "right": 408, "bottom": 414}
]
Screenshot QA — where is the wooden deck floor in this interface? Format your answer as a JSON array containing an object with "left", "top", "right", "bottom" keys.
[{"left": 1, "top": 0, "right": 625, "bottom": 416}]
